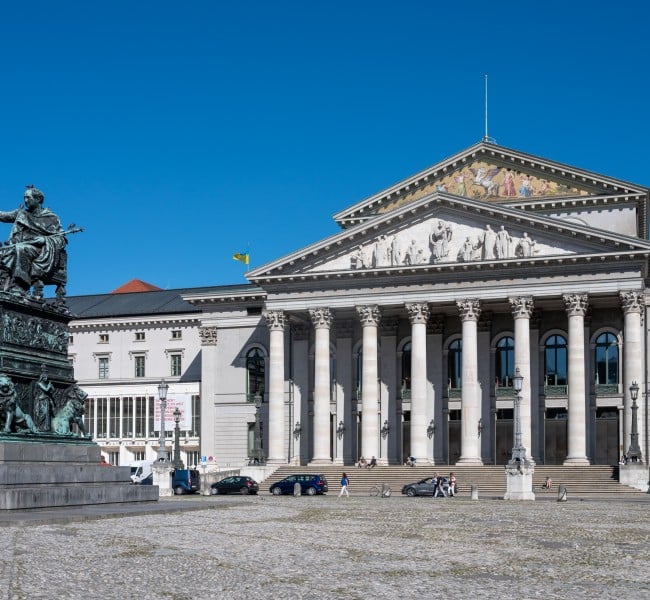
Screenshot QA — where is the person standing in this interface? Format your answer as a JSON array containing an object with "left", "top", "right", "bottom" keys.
[{"left": 339, "top": 472, "right": 350, "bottom": 497}]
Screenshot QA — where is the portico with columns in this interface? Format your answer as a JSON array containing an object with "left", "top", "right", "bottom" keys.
[{"left": 188, "top": 140, "right": 650, "bottom": 470}]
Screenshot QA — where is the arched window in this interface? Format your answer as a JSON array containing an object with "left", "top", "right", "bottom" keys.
[
  {"left": 401, "top": 342, "right": 411, "bottom": 395},
  {"left": 495, "top": 336, "right": 515, "bottom": 387},
  {"left": 545, "top": 335, "right": 567, "bottom": 386},
  {"left": 246, "top": 348, "right": 265, "bottom": 401},
  {"left": 595, "top": 333, "right": 618, "bottom": 385},
  {"left": 448, "top": 339, "right": 462, "bottom": 388},
  {"left": 356, "top": 348, "right": 363, "bottom": 395}
]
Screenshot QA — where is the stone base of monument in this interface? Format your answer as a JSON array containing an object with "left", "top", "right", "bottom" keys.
[
  {"left": 0, "top": 438, "right": 159, "bottom": 510},
  {"left": 619, "top": 462, "right": 649, "bottom": 492},
  {"left": 503, "top": 464, "right": 536, "bottom": 501}
]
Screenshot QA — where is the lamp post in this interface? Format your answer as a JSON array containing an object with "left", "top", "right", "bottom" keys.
[
  {"left": 336, "top": 420, "right": 345, "bottom": 439},
  {"left": 508, "top": 367, "right": 529, "bottom": 466},
  {"left": 380, "top": 420, "right": 390, "bottom": 439},
  {"left": 627, "top": 381, "right": 643, "bottom": 463},
  {"left": 173, "top": 406, "right": 184, "bottom": 470},
  {"left": 156, "top": 379, "right": 169, "bottom": 461},
  {"left": 250, "top": 394, "right": 265, "bottom": 465}
]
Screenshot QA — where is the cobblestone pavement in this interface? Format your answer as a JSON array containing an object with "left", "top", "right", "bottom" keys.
[{"left": 0, "top": 494, "right": 648, "bottom": 600}]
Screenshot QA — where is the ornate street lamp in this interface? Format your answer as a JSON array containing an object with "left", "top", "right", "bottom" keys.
[
  {"left": 427, "top": 420, "right": 436, "bottom": 439},
  {"left": 508, "top": 367, "right": 530, "bottom": 467},
  {"left": 156, "top": 379, "right": 169, "bottom": 461},
  {"left": 380, "top": 419, "right": 390, "bottom": 439},
  {"left": 626, "top": 381, "right": 643, "bottom": 463},
  {"left": 293, "top": 421, "right": 302, "bottom": 440},
  {"left": 173, "top": 406, "right": 184, "bottom": 470},
  {"left": 478, "top": 418, "right": 484, "bottom": 438},
  {"left": 336, "top": 420, "right": 345, "bottom": 439}
]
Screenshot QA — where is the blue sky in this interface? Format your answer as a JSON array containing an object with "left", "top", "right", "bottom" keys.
[{"left": 0, "top": 2, "right": 648, "bottom": 297}]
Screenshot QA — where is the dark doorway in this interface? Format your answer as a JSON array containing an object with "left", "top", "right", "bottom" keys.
[{"left": 594, "top": 408, "right": 619, "bottom": 465}]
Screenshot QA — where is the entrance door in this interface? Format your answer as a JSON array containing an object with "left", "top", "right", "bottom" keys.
[
  {"left": 594, "top": 410, "right": 618, "bottom": 465},
  {"left": 402, "top": 413, "right": 410, "bottom": 464},
  {"left": 544, "top": 417, "right": 568, "bottom": 465},
  {"left": 495, "top": 419, "right": 513, "bottom": 465}
]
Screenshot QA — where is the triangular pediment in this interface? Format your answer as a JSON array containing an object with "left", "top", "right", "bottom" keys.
[
  {"left": 333, "top": 141, "right": 648, "bottom": 228},
  {"left": 248, "top": 192, "right": 650, "bottom": 282}
]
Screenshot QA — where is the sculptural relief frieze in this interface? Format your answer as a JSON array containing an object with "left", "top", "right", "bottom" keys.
[{"left": 1, "top": 310, "right": 68, "bottom": 352}]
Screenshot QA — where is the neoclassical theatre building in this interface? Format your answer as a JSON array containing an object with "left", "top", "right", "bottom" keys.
[{"left": 70, "top": 141, "right": 650, "bottom": 469}]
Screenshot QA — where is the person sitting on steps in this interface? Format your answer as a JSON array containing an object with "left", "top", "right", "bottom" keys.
[{"left": 368, "top": 456, "right": 377, "bottom": 469}]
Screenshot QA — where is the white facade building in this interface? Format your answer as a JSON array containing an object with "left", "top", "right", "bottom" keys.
[{"left": 69, "top": 141, "right": 650, "bottom": 470}]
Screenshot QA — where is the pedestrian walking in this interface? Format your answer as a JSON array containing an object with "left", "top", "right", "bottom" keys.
[{"left": 339, "top": 472, "right": 350, "bottom": 497}]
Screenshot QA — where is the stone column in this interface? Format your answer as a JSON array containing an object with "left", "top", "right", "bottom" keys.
[
  {"left": 407, "top": 302, "right": 430, "bottom": 463},
  {"left": 309, "top": 308, "right": 333, "bottom": 464},
  {"left": 509, "top": 296, "right": 534, "bottom": 462},
  {"left": 264, "top": 310, "right": 287, "bottom": 464},
  {"left": 356, "top": 305, "right": 381, "bottom": 461},
  {"left": 620, "top": 291, "right": 644, "bottom": 456},
  {"left": 198, "top": 326, "right": 218, "bottom": 460},
  {"left": 456, "top": 299, "right": 483, "bottom": 465},
  {"left": 563, "top": 293, "right": 589, "bottom": 465}
]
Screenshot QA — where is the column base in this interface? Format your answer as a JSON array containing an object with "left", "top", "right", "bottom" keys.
[
  {"left": 308, "top": 458, "right": 333, "bottom": 466},
  {"left": 563, "top": 457, "right": 590, "bottom": 466},
  {"left": 456, "top": 457, "right": 483, "bottom": 466}
]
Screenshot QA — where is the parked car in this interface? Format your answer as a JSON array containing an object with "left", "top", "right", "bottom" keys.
[
  {"left": 172, "top": 469, "right": 201, "bottom": 495},
  {"left": 401, "top": 477, "right": 449, "bottom": 497},
  {"left": 211, "top": 476, "right": 259, "bottom": 495},
  {"left": 269, "top": 474, "right": 328, "bottom": 496}
]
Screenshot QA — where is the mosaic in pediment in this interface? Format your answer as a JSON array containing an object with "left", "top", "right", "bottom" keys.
[
  {"left": 378, "top": 160, "right": 590, "bottom": 213},
  {"left": 309, "top": 217, "right": 575, "bottom": 273}
]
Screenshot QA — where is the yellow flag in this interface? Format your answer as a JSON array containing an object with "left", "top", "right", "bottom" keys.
[{"left": 233, "top": 252, "right": 249, "bottom": 265}]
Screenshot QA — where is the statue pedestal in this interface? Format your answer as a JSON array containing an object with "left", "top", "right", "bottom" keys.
[
  {"left": 619, "top": 463, "right": 649, "bottom": 492},
  {"left": 0, "top": 437, "right": 158, "bottom": 509},
  {"left": 503, "top": 463, "right": 536, "bottom": 501},
  {"left": 152, "top": 461, "right": 173, "bottom": 497}
]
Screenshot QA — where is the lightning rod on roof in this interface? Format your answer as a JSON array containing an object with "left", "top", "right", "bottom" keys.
[{"left": 483, "top": 73, "right": 496, "bottom": 144}]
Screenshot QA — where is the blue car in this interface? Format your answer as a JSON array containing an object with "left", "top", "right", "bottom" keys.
[{"left": 269, "top": 474, "right": 329, "bottom": 496}]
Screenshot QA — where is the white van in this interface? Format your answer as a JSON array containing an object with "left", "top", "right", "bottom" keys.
[{"left": 129, "top": 461, "right": 153, "bottom": 485}]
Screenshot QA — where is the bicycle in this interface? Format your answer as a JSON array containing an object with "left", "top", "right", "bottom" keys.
[{"left": 369, "top": 484, "right": 391, "bottom": 497}]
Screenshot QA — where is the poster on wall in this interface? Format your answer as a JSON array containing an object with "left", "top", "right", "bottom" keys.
[{"left": 154, "top": 393, "right": 192, "bottom": 431}]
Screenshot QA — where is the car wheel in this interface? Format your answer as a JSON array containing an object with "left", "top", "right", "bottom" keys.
[
  {"left": 174, "top": 486, "right": 185, "bottom": 496},
  {"left": 210, "top": 487, "right": 219, "bottom": 495},
  {"left": 272, "top": 487, "right": 283, "bottom": 496},
  {"left": 240, "top": 487, "right": 249, "bottom": 495},
  {"left": 306, "top": 486, "right": 317, "bottom": 496},
  {"left": 406, "top": 487, "right": 417, "bottom": 497}
]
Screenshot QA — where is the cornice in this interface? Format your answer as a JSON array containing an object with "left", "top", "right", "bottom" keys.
[{"left": 69, "top": 314, "right": 200, "bottom": 331}]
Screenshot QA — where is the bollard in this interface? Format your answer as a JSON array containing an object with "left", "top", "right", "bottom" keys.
[
  {"left": 470, "top": 482, "right": 478, "bottom": 500},
  {"left": 293, "top": 482, "right": 301, "bottom": 497},
  {"left": 557, "top": 485, "right": 567, "bottom": 502},
  {"left": 381, "top": 483, "right": 391, "bottom": 498}
]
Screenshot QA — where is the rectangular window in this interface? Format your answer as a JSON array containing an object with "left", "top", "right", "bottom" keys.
[
  {"left": 109, "top": 397, "right": 120, "bottom": 438},
  {"left": 99, "top": 334, "right": 109, "bottom": 343},
  {"left": 134, "top": 355, "right": 145, "bottom": 378},
  {"left": 69, "top": 335, "right": 74, "bottom": 345},
  {"left": 148, "top": 396, "right": 155, "bottom": 437},
  {"left": 191, "top": 395, "right": 201, "bottom": 436},
  {"left": 122, "top": 397, "right": 133, "bottom": 437},
  {"left": 186, "top": 451, "right": 200, "bottom": 467},
  {"left": 84, "top": 397, "right": 95, "bottom": 437},
  {"left": 107, "top": 452, "right": 119, "bottom": 466},
  {"left": 171, "top": 330, "right": 182, "bottom": 340},
  {"left": 96, "top": 397, "right": 108, "bottom": 438},
  {"left": 98, "top": 356, "right": 109, "bottom": 379},
  {"left": 135, "top": 332, "right": 145, "bottom": 341},
  {"left": 132, "top": 450, "right": 145, "bottom": 461},
  {"left": 171, "top": 354, "right": 182, "bottom": 377},
  {"left": 135, "top": 396, "right": 147, "bottom": 438}
]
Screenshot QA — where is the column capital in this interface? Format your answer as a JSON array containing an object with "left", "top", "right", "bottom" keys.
[
  {"left": 563, "top": 293, "right": 588, "bottom": 317},
  {"left": 199, "top": 326, "right": 218, "bottom": 346},
  {"left": 356, "top": 305, "right": 381, "bottom": 327},
  {"left": 509, "top": 296, "right": 534, "bottom": 319},
  {"left": 406, "top": 302, "right": 430, "bottom": 325},
  {"left": 620, "top": 290, "right": 643, "bottom": 315},
  {"left": 457, "top": 298, "right": 481, "bottom": 322},
  {"left": 309, "top": 307, "right": 333, "bottom": 329},
  {"left": 263, "top": 310, "right": 287, "bottom": 331}
]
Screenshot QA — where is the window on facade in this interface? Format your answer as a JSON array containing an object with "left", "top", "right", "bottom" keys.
[
  {"left": 132, "top": 450, "right": 145, "bottom": 461},
  {"left": 84, "top": 397, "right": 95, "bottom": 438},
  {"left": 135, "top": 332, "right": 145, "bottom": 341},
  {"left": 171, "top": 354, "right": 182, "bottom": 377},
  {"left": 186, "top": 450, "right": 200, "bottom": 467},
  {"left": 122, "top": 397, "right": 133, "bottom": 437},
  {"left": 401, "top": 342, "right": 411, "bottom": 393},
  {"left": 545, "top": 335, "right": 567, "bottom": 386},
  {"left": 148, "top": 396, "right": 155, "bottom": 437},
  {"left": 246, "top": 348, "right": 265, "bottom": 401},
  {"left": 356, "top": 349, "right": 363, "bottom": 394},
  {"left": 191, "top": 395, "right": 201, "bottom": 436},
  {"left": 171, "top": 330, "right": 182, "bottom": 340},
  {"left": 69, "top": 335, "right": 74, "bottom": 345},
  {"left": 135, "top": 396, "right": 147, "bottom": 437},
  {"left": 134, "top": 355, "right": 145, "bottom": 378},
  {"left": 495, "top": 336, "right": 515, "bottom": 387},
  {"left": 595, "top": 332, "right": 618, "bottom": 385},
  {"left": 448, "top": 339, "right": 462, "bottom": 388},
  {"left": 98, "top": 356, "right": 109, "bottom": 379},
  {"left": 109, "top": 397, "right": 120, "bottom": 438},
  {"left": 99, "top": 334, "right": 109, "bottom": 343},
  {"left": 96, "top": 397, "right": 108, "bottom": 438}
]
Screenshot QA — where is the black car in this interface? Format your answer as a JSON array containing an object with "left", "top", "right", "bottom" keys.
[
  {"left": 211, "top": 476, "right": 259, "bottom": 495},
  {"left": 269, "top": 474, "right": 328, "bottom": 496},
  {"left": 401, "top": 477, "right": 449, "bottom": 497}
]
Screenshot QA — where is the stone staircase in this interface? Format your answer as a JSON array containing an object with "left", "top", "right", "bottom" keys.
[{"left": 263, "top": 464, "right": 646, "bottom": 497}]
